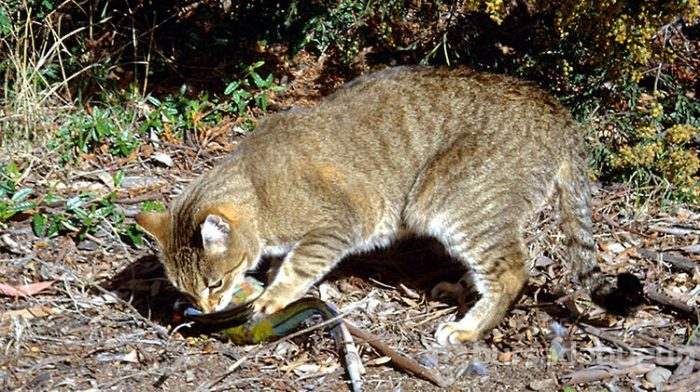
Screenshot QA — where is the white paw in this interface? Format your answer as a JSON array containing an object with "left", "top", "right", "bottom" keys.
[
  {"left": 435, "top": 319, "right": 480, "bottom": 345},
  {"left": 252, "top": 293, "right": 286, "bottom": 317}
]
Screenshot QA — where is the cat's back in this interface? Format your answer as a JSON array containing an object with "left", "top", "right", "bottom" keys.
[{"left": 244, "top": 66, "right": 583, "bottom": 173}]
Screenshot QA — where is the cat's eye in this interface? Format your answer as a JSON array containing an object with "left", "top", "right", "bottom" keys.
[{"left": 209, "top": 279, "right": 224, "bottom": 291}]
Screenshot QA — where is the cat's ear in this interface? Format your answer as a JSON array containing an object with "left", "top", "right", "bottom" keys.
[
  {"left": 135, "top": 212, "right": 170, "bottom": 245},
  {"left": 201, "top": 214, "right": 230, "bottom": 255}
]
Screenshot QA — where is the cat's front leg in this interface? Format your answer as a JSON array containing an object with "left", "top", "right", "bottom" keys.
[{"left": 252, "top": 227, "right": 354, "bottom": 316}]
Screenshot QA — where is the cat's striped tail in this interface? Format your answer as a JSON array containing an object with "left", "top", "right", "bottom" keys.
[{"left": 556, "top": 158, "right": 643, "bottom": 316}]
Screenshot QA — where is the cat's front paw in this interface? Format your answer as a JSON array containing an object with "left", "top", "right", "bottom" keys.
[
  {"left": 252, "top": 292, "right": 288, "bottom": 318},
  {"left": 435, "top": 321, "right": 479, "bottom": 345}
]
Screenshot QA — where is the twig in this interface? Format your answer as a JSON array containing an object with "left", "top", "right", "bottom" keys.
[
  {"left": 338, "top": 322, "right": 364, "bottom": 392},
  {"left": 594, "top": 184, "right": 676, "bottom": 213},
  {"left": 648, "top": 225, "right": 698, "bottom": 237},
  {"left": 579, "top": 324, "right": 635, "bottom": 354},
  {"left": 39, "top": 259, "right": 170, "bottom": 339},
  {"left": 634, "top": 332, "right": 700, "bottom": 358},
  {"left": 562, "top": 363, "right": 655, "bottom": 385},
  {"left": 344, "top": 322, "right": 449, "bottom": 388},
  {"left": 596, "top": 212, "right": 654, "bottom": 238},
  {"left": 59, "top": 220, "right": 102, "bottom": 244},
  {"left": 663, "top": 370, "right": 700, "bottom": 391},
  {"left": 644, "top": 285, "right": 699, "bottom": 322},
  {"left": 196, "top": 356, "right": 247, "bottom": 392},
  {"left": 114, "top": 193, "right": 163, "bottom": 205},
  {"left": 637, "top": 249, "right": 700, "bottom": 274}
]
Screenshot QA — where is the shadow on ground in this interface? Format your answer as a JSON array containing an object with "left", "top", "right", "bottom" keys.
[{"left": 103, "top": 237, "right": 468, "bottom": 334}]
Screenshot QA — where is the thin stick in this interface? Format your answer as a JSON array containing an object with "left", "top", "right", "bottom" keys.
[
  {"left": 115, "top": 193, "right": 163, "bottom": 205},
  {"left": 344, "top": 322, "right": 449, "bottom": 388},
  {"left": 644, "top": 285, "right": 699, "bottom": 322},
  {"left": 637, "top": 249, "right": 699, "bottom": 274},
  {"left": 579, "top": 324, "right": 635, "bottom": 354},
  {"left": 196, "top": 356, "right": 247, "bottom": 392}
]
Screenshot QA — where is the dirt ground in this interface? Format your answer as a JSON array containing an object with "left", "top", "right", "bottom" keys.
[{"left": 1, "top": 55, "right": 699, "bottom": 391}]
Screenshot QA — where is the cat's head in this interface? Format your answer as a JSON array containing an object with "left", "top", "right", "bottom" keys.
[{"left": 135, "top": 206, "right": 260, "bottom": 313}]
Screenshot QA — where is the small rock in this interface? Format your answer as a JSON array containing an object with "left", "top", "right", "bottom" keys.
[
  {"left": 274, "top": 341, "right": 298, "bottom": 357},
  {"left": 645, "top": 366, "right": 672, "bottom": 387},
  {"left": 418, "top": 354, "right": 438, "bottom": 368},
  {"left": 548, "top": 338, "right": 568, "bottom": 361},
  {"left": 535, "top": 255, "right": 554, "bottom": 268},
  {"left": 607, "top": 242, "right": 627, "bottom": 253},
  {"left": 529, "top": 379, "right": 554, "bottom": 390},
  {"left": 549, "top": 321, "right": 567, "bottom": 337},
  {"left": 77, "top": 240, "right": 99, "bottom": 251},
  {"left": 318, "top": 282, "right": 340, "bottom": 301},
  {"left": 457, "top": 361, "right": 488, "bottom": 377}
]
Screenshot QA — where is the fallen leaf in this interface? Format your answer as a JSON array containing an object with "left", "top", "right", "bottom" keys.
[
  {"left": 498, "top": 351, "right": 513, "bottom": 362},
  {"left": 3, "top": 306, "right": 58, "bottom": 320},
  {"left": 94, "top": 171, "right": 115, "bottom": 189},
  {"left": 365, "top": 356, "right": 392, "bottom": 366},
  {"left": 0, "top": 280, "right": 55, "bottom": 296},
  {"left": 152, "top": 152, "right": 174, "bottom": 167},
  {"left": 96, "top": 349, "right": 139, "bottom": 363}
]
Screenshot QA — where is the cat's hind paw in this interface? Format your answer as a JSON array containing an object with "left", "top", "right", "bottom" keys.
[
  {"left": 435, "top": 319, "right": 480, "bottom": 345},
  {"left": 430, "top": 275, "right": 471, "bottom": 300}
]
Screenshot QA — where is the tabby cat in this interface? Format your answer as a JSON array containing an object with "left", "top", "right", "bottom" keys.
[{"left": 136, "top": 66, "right": 640, "bottom": 345}]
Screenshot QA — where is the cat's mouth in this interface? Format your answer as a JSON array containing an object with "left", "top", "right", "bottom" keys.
[
  {"left": 180, "top": 301, "right": 254, "bottom": 328},
  {"left": 175, "top": 276, "right": 264, "bottom": 328}
]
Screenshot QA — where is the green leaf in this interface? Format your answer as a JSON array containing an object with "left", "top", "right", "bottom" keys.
[
  {"left": 147, "top": 95, "right": 161, "bottom": 106},
  {"left": 4, "top": 161, "right": 19, "bottom": 179},
  {"left": 8, "top": 200, "right": 35, "bottom": 212},
  {"left": 125, "top": 224, "right": 144, "bottom": 248},
  {"left": 11, "top": 188, "right": 32, "bottom": 202},
  {"left": 44, "top": 192, "right": 62, "bottom": 204},
  {"left": 33, "top": 213, "right": 47, "bottom": 236},
  {"left": 251, "top": 72, "right": 265, "bottom": 88},
  {"left": 94, "top": 205, "right": 114, "bottom": 218},
  {"left": 66, "top": 195, "right": 87, "bottom": 211},
  {"left": 46, "top": 217, "right": 63, "bottom": 237},
  {"left": 224, "top": 81, "right": 240, "bottom": 95},
  {"left": 113, "top": 169, "right": 125, "bottom": 188},
  {"left": 0, "top": 10, "right": 11, "bottom": 36}
]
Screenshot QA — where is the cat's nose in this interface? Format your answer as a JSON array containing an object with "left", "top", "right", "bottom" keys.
[{"left": 196, "top": 298, "right": 214, "bottom": 313}]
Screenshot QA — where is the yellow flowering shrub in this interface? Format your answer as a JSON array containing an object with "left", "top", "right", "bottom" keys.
[{"left": 467, "top": 0, "right": 699, "bottom": 82}]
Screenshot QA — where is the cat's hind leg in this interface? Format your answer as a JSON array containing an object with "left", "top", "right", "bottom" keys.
[{"left": 435, "top": 233, "right": 529, "bottom": 345}]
